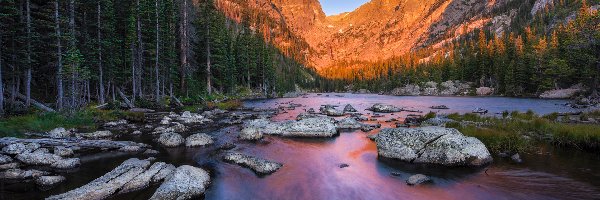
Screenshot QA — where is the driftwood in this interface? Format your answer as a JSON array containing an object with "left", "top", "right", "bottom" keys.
[
  {"left": 171, "top": 95, "right": 184, "bottom": 107},
  {"left": 94, "top": 103, "right": 109, "bottom": 109},
  {"left": 117, "top": 87, "right": 135, "bottom": 108},
  {"left": 16, "top": 93, "right": 56, "bottom": 112},
  {"left": 0, "top": 137, "right": 148, "bottom": 150}
]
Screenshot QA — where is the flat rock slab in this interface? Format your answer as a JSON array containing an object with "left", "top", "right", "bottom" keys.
[
  {"left": 406, "top": 174, "right": 432, "bottom": 185},
  {"left": 120, "top": 162, "right": 167, "bottom": 194},
  {"left": 246, "top": 117, "right": 338, "bottom": 138},
  {"left": 223, "top": 152, "right": 283, "bottom": 175},
  {"left": 47, "top": 158, "right": 152, "bottom": 200},
  {"left": 374, "top": 127, "right": 492, "bottom": 167},
  {"left": 149, "top": 165, "right": 210, "bottom": 200}
]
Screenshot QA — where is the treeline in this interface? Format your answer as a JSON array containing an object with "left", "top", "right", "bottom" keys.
[
  {"left": 0, "top": 0, "right": 319, "bottom": 115},
  {"left": 319, "top": 0, "right": 600, "bottom": 96}
]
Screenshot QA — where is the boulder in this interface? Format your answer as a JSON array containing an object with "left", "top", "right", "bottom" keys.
[
  {"left": 118, "top": 145, "right": 144, "bottom": 152},
  {"left": 149, "top": 165, "right": 211, "bottom": 200},
  {"left": 160, "top": 116, "right": 172, "bottom": 125},
  {"left": 421, "top": 117, "right": 456, "bottom": 127},
  {"left": 0, "top": 169, "right": 49, "bottom": 179},
  {"left": 104, "top": 119, "right": 128, "bottom": 127},
  {"left": 51, "top": 158, "right": 81, "bottom": 169},
  {"left": 177, "top": 111, "right": 209, "bottom": 124},
  {"left": 47, "top": 158, "right": 151, "bottom": 200},
  {"left": 374, "top": 127, "right": 492, "bottom": 166},
  {"left": 368, "top": 104, "right": 402, "bottom": 113},
  {"left": 120, "top": 162, "right": 167, "bottom": 194},
  {"left": 151, "top": 164, "right": 176, "bottom": 183},
  {"left": 476, "top": 87, "right": 494, "bottom": 96},
  {"left": 54, "top": 146, "right": 74, "bottom": 157},
  {"left": 406, "top": 174, "right": 432, "bottom": 185},
  {"left": 539, "top": 88, "right": 582, "bottom": 99},
  {"left": 252, "top": 117, "right": 338, "bottom": 137},
  {"left": 337, "top": 117, "right": 363, "bottom": 129},
  {"left": 343, "top": 104, "right": 357, "bottom": 113},
  {"left": 439, "top": 81, "right": 459, "bottom": 96},
  {"left": 239, "top": 128, "right": 264, "bottom": 141},
  {"left": 16, "top": 152, "right": 62, "bottom": 165},
  {"left": 157, "top": 132, "right": 185, "bottom": 147},
  {"left": 511, "top": 153, "right": 523, "bottom": 163},
  {"left": 0, "top": 162, "right": 19, "bottom": 170},
  {"left": 223, "top": 152, "right": 283, "bottom": 175},
  {"left": 171, "top": 122, "right": 188, "bottom": 132},
  {"left": 320, "top": 106, "right": 345, "bottom": 116},
  {"left": 185, "top": 133, "right": 214, "bottom": 147},
  {"left": 391, "top": 84, "right": 421, "bottom": 96},
  {"left": 35, "top": 175, "right": 66, "bottom": 188},
  {"left": 47, "top": 127, "right": 72, "bottom": 138},
  {"left": 0, "top": 154, "right": 13, "bottom": 164},
  {"left": 79, "top": 130, "right": 113, "bottom": 139},
  {"left": 2, "top": 143, "right": 27, "bottom": 155}
]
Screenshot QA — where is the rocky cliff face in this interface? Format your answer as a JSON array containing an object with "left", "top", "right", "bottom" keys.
[{"left": 215, "top": 0, "right": 571, "bottom": 71}]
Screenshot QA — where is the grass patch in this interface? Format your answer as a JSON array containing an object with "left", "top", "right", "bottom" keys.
[
  {"left": 445, "top": 111, "right": 600, "bottom": 153},
  {"left": 206, "top": 100, "right": 243, "bottom": 110},
  {"left": 0, "top": 112, "right": 96, "bottom": 138}
]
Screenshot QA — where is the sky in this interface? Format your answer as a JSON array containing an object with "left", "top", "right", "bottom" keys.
[{"left": 320, "top": 0, "right": 370, "bottom": 16}]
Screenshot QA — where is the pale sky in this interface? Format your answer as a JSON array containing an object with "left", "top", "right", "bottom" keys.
[{"left": 320, "top": 0, "right": 370, "bottom": 16}]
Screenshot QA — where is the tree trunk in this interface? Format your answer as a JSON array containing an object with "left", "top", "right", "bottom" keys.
[
  {"left": 55, "top": 0, "right": 64, "bottom": 111},
  {"left": 25, "top": 0, "right": 32, "bottom": 107},
  {"left": 206, "top": 13, "right": 212, "bottom": 95},
  {"left": 136, "top": 0, "right": 144, "bottom": 99},
  {"left": 179, "top": 0, "right": 188, "bottom": 95},
  {"left": 0, "top": 31, "right": 4, "bottom": 115},
  {"left": 155, "top": 0, "right": 160, "bottom": 103},
  {"left": 131, "top": 43, "right": 136, "bottom": 104},
  {"left": 97, "top": 2, "right": 105, "bottom": 105},
  {"left": 69, "top": 0, "right": 76, "bottom": 109}
]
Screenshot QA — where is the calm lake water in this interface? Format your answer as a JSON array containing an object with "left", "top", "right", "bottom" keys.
[{"left": 2, "top": 94, "right": 599, "bottom": 200}]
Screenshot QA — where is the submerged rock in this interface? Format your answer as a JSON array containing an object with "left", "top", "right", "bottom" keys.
[
  {"left": 375, "top": 127, "right": 492, "bottom": 166},
  {"left": 239, "top": 128, "right": 264, "bottom": 141},
  {"left": 368, "top": 104, "right": 402, "bottom": 113},
  {"left": 157, "top": 132, "right": 185, "bottom": 147},
  {"left": 406, "top": 174, "right": 432, "bottom": 185},
  {"left": 223, "top": 152, "right": 283, "bottom": 175},
  {"left": 185, "top": 133, "right": 214, "bottom": 147},
  {"left": 35, "top": 175, "right": 66, "bottom": 189},
  {"left": 149, "top": 165, "right": 211, "bottom": 200},
  {"left": 511, "top": 153, "right": 523, "bottom": 163}
]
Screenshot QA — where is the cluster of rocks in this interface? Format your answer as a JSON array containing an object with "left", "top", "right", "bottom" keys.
[
  {"left": 47, "top": 158, "right": 209, "bottom": 200},
  {"left": 156, "top": 132, "right": 214, "bottom": 148},
  {"left": 33, "top": 127, "right": 115, "bottom": 140},
  {"left": 391, "top": 81, "right": 473, "bottom": 96},
  {"left": 373, "top": 127, "right": 493, "bottom": 166}
]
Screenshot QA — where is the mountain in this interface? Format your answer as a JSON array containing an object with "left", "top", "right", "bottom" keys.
[{"left": 216, "top": 0, "right": 596, "bottom": 72}]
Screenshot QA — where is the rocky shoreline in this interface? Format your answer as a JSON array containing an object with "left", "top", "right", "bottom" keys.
[{"left": 0, "top": 98, "right": 539, "bottom": 199}]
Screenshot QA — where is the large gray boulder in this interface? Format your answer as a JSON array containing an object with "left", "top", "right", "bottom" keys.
[
  {"left": 337, "top": 117, "right": 364, "bottom": 129},
  {"left": 246, "top": 117, "right": 338, "bottom": 137},
  {"left": 149, "top": 165, "right": 211, "bottom": 200},
  {"left": 368, "top": 104, "right": 402, "bottom": 113},
  {"left": 157, "top": 132, "right": 185, "bottom": 147},
  {"left": 223, "top": 152, "right": 283, "bottom": 175},
  {"left": 374, "top": 127, "right": 492, "bottom": 166},
  {"left": 320, "top": 105, "right": 344, "bottom": 116},
  {"left": 185, "top": 133, "right": 214, "bottom": 147},
  {"left": 343, "top": 104, "right": 357, "bottom": 113}
]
